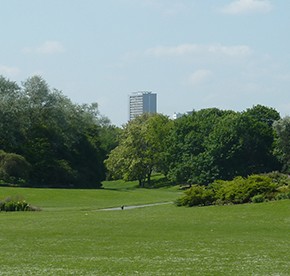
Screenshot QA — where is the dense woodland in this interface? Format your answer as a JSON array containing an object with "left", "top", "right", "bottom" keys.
[
  {"left": 1, "top": 75, "right": 290, "bottom": 190},
  {"left": 0, "top": 75, "right": 119, "bottom": 188},
  {"left": 106, "top": 104, "right": 290, "bottom": 188}
]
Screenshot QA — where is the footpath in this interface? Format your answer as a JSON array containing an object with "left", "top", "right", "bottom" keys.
[{"left": 98, "top": 202, "right": 172, "bottom": 211}]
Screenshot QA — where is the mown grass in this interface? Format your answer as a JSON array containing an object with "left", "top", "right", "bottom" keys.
[
  {"left": 0, "top": 179, "right": 290, "bottom": 275},
  {"left": 0, "top": 179, "right": 179, "bottom": 211}
]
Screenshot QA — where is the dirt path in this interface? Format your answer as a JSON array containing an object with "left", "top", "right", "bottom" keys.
[{"left": 98, "top": 201, "right": 173, "bottom": 211}]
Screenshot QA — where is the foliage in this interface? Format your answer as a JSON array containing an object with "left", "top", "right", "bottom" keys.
[
  {"left": 105, "top": 113, "right": 173, "bottom": 187},
  {"left": 275, "top": 192, "right": 290, "bottom": 201},
  {"left": 0, "top": 196, "right": 39, "bottom": 211},
  {"left": 0, "top": 75, "right": 286, "bottom": 188},
  {"left": 99, "top": 124, "right": 121, "bottom": 155},
  {"left": 0, "top": 150, "right": 30, "bottom": 184},
  {"left": 177, "top": 173, "right": 290, "bottom": 207},
  {"left": 244, "top": 104, "right": 280, "bottom": 126},
  {"left": 207, "top": 109, "right": 280, "bottom": 181},
  {"left": 273, "top": 116, "right": 290, "bottom": 173},
  {"left": 251, "top": 194, "right": 265, "bottom": 203},
  {"left": 211, "top": 175, "right": 277, "bottom": 205},
  {"left": 166, "top": 108, "right": 230, "bottom": 184},
  {"left": 167, "top": 105, "right": 281, "bottom": 185},
  {"left": 0, "top": 75, "right": 114, "bottom": 188},
  {"left": 176, "top": 184, "right": 214, "bottom": 206},
  {"left": 264, "top": 171, "right": 290, "bottom": 186}
]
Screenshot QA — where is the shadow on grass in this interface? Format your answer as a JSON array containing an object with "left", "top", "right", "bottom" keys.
[
  {"left": 102, "top": 175, "right": 176, "bottom": 192},
  {"left": 103, "top": 186, "right": 139, "bottom": 192},
  {"left": 102, "top": 175, "right": 176, "bottom": 191},
  {"left": 101, "top": 180, "right": 139, "bottom": 191},
  {"left": 144, "top": 178, "right": 176, "bottom": 189}
]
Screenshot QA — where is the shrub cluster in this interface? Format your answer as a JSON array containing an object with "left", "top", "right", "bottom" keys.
[
  {"left": 0, "top": 150, "right": 30, "bottom": 186},
  {"left": 176, "top": 185, "right": 214, "bottom": 207},
  {"left": 0, "top": 197, "right": 40, "bottom": 212},
  {"left": 176, "top": 173, "right": 290, "bottom": 207}
]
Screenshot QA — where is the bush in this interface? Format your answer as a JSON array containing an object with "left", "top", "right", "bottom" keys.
[
  {"left": 0, "top": 150, "right": 31, "bottom": 185},
  {"left": 277, "top": 184, "right": 290, "bottom": 193},
  {"left": 210, "top": 175, "right": 278, "bottom": 205},
  {"left": 177, "top": 173, "right": 290, "bottom": 207},
  {"left": 251, "top": 194, "right": 265, "bottom": 203},
  {"left": 176, "top": 185, "right": 214, "bottom": 207},
  {"left": 264, "top": 171, "right": 290, "bottom": 187},
  {"left": 0, "top": 196, "right": 40, "bottom": 212},
  {"left": 275, "top": 192, "right": 290, "bottom": 201}
]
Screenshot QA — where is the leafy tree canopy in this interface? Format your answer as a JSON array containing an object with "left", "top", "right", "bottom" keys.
[
  {"left": 0, "top": 75, "right": 115, "bottom": 188},
  {"left": 166, "top": 105, "right": 281, "bottom": 185},
  {"left": 105, "top": 113, "right": 172, "bottom": 187}
]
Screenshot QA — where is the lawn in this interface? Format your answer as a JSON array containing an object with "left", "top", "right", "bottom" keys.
[{"left": 0, "top": 180, "right": 290, "bottom": 275}]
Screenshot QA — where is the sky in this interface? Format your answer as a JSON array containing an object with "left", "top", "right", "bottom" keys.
[{"left": 1, "top": 0, "right": 290, "bottom": 126}]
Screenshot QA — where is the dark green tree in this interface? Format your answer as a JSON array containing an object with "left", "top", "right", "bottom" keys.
[
  {"left": 166, "top": 105, "right": 280, "bottom": 185},
  {"left": 166, "top": 108, "right": 231, "bottom": 184},
  {"left": 244, "top": 104, "right": 280, "bottom": 126},
  {"left": 0, "top": 75, "right": 109, "bottom": 188},
  {"left": 0, "top": 150, "right": 31, "bottom": 184},
  {"left": 204, "top": 105, "right": 280, "bottom": 181},
  {"left": 0, "top": 76, "right": 27, "bottom": 152}
]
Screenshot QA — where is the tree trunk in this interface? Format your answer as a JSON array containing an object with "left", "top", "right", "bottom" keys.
[
  {"left": 147, "top": 173, "right": 151, "bottom": 187},
  {"left": 147, "top": 168, "right": 153, "bottom": 187},
  {"left": 139, "top": 178, "right": 144, "bottom": 188}
]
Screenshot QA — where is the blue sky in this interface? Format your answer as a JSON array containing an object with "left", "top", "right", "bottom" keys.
[{"left": 1, "top": 0, "right": 290, "bottom": 126}]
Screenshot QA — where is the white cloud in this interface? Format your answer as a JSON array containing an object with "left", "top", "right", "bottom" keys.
[
  {"left": 146, "top": 44, "right": 200, "bottom": 57},
  {"left": 208, "top": 44, "right": 252, "bottom": 57},
  {"left": 187, "top": 69, "right": 212, "bottom": 86},
  {"left": 37, "top": 41, "right": 65, "bottom": 54},
  {"left": 0, "top": 65, "right": 20, "bottom": 77},
  {"left": 23, "top": 41, "right": 65, "bottom": 55},
  {"left": 146, "top": 43, "right": 252, "bottom": 58},
  {"left": 221, "top": 0, "right": 273, "bottom": 14}
]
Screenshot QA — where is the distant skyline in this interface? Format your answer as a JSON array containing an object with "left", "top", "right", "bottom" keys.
[{"left": 1, "top": 0, "right": 290, "bottom": 126}]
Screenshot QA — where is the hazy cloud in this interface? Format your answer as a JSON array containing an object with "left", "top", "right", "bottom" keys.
[
  {"left": 187, "top": 69, "right": 212, "bottom": 86},
  {"left": 221, "top": 0, "right": 273, "bottom": 14},
  {"left": 146, "top": 43, "right": 252, "bottom": 58},
  {"left": 23, "top": 41, "right": 65, "bottom": 55},
  {"left": 208, "top": 44, "right": 252, "bottom": 56},
  {"left": 146, "top": 44, "right": 200, "bottom": 57},
  {"left": 0, "top": 65, "right": 20, "bottom": 77}
]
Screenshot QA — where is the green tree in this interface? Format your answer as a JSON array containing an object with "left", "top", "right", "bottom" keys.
[
  {"left": 0, "top": 76, "right": 27, "bottom": 152},
  {"left": 166, "top": 105, "right": 280, "bottom": 185},
  {"left": 0, "top": 75, "right": 109, "bottom": 188},
  {"left": 105, "top": 113, "right": 172, "bottom": 187},
  {"left": 244, "top": 104, "right": 280, "bottom": 126},
  {"left": 207, "top": 106, "right": 280, "bottom": 181},
  {"left": 0, "top": 150, "right": 31, "bottom": 184},
  {"left": 166, "top": 108, "right": 230, "bottom": 184},
  {"left": 273, "top": 116, "right": 290, "bottom": 172}
]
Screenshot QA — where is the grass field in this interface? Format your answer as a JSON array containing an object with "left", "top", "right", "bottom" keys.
[{"left": 1, "top": 180, "right": 290, "bottom": 275}]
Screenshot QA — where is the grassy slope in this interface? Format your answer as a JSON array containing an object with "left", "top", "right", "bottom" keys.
[
  {"left": 0, "top": 179, "right": 180, "bottom": 211},
  {"left": 0, "top": 180, "right": 290, "bottom": 275}
]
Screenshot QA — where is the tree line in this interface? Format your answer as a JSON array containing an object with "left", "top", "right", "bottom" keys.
[
  {"left": 0, "top": 75, "right": 119, "bottom": 188},
  {"left": 1, "top": 75, "right": 290, "bottom": 189},
  {"left": 106, "top": 105, "right": 290, "bottom": 187}
]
